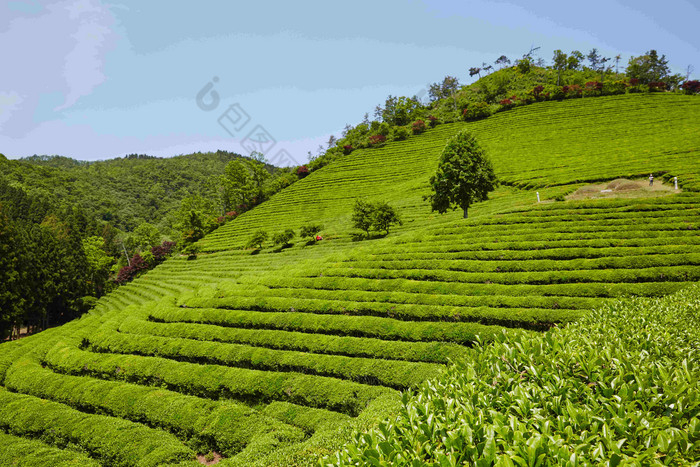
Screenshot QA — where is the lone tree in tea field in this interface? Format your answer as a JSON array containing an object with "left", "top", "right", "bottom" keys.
[
  {"left": 352, "top": 200, "right": 402, "bottom": 238},
  {"left": 246, "top": 229, "right": 268, "bottom": 250},
  {"left": 425, "top": 130, "right": 498, "bottom": 218}
]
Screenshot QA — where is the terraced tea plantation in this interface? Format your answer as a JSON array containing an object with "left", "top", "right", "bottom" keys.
[{"left": 1, "top": 93, "right": 699, "bottom": 466}]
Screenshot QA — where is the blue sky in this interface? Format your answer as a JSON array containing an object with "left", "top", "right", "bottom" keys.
[{"left": 1, "top": 0, "right": 698, "bottom": 165}]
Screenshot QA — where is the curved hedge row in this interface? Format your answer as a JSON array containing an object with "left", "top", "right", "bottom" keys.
[
  {"left": 4, "top": 357, "right": 303, "bottom": 457},
  {"left": 117, "top": 315, "right": 469, "bottom": 364},
  {"left": 43, "top": 339, "right": 393, "bottom": 417},
  {"left": 0, "top": 432, "right": 100, "bottom": 467},
  {"left": 148, "top": 305, "right": 506, "bottom": 345},
  {"left": 83, "top": 329, "right": 443, "bottom": 389},
  {"left": 0, "top": 388, "right": 194, "bottom": 466}
]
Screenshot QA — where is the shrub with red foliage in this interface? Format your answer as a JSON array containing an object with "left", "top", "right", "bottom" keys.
[
  {"left": 217, "top": 211, "right": 237, "bottom": 223},
  {"left": 532, "top": 85, "right": 544, "bottom": 99},
  {"left": 296, "top": 165, "right": 309, "bottom": 178},
  {"left": 151, "top": 241, "right": 176, "bottom": 262},
  {"left": 562, "top": 85, "right": 582, "bottom": 96},
  {"left": 648, "top": 81, "right": 666, "bottom": 92},
  {"left": 411, "top": 120, "right": 427, "bottom": 134},
  {"left": 585, "top": 81, "right": 604, "bottom": 91},
  {"left": 681, "top": 80, "right": 700, "bottom": 94},
  {"left": 343, "top": 144, "right": 353, "bottom": 155},
  {"left": 427, "top": 115, "right": 438, "bottom": 127},
  {"left": 369, "top": 134, "right": 387, "bottom": 146},
  {"left": 116, "top": 241, "right": 176, "bottom": 285},
  {"left": 628, "top": 78, "right": 640, "bottom": 86},
  {"left": 115, "top": 254, "right": 149, "bottom": 284},
  {"left": 499, "top": 98, "right": 515, "bottom": 110}
]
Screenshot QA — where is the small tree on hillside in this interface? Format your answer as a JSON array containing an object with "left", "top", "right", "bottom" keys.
[
  {"left": 272, "top": 228, "right": 295, "bottom": 247},
  {"left": 587, "top": 48, "right": 602, "bottom": 70},
  {"left": 424, "top": 131, "right": 498, "bottom": 219},
  {"left": 567, "top": 50, "right": 584, "bottom": 70},
  {"left": 495, "top": 55, "right": 511, "bottom": 69},
  {"left": 372, "top": 202, "right": 402, "bottom": 234},
  {"left": 351, "top": 200, "right": 375, "bottom": 237},
  {"left": 428, "top": 76, "right": 460, "bottom": 111},
  {"left": 300, "top": 223, "right": 323, "bottom": 240},
  {"left": 552, "top": 49, "right": 568, "bottom": 85},
  {"left": 351, "top": 200, "right": 401, "bottom": 238},
  {"left": 246, "top": 229, "right": 268, "bottom": 250},
  {"left": 626, "top": 50, "right": 677, "bottom": 86}
]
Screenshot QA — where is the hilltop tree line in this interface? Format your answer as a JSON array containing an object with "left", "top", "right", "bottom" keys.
[{"left": 304, "top": 49, "right": 698, "bottom": 173}]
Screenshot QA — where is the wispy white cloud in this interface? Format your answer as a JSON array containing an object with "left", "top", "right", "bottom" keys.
[{"left": 0, "top": 0, "right": 116, "bottom": 135}]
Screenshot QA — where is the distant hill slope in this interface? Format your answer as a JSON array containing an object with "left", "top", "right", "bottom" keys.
[
  {"left": 0, "top": 93, "right": 698, "bottom": 466},
  {"left": 202, "top": 93, "right": 700, "bottom": 252},
  {"left": 0, "top": 151, "right": 249, "bottom": 232}
]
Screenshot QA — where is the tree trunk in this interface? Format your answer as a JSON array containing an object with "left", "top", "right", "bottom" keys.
[
  {"left": 121, "top": 241, "right": 131, "bottom": 266},
  {"left": 463, "top": 206, "right": 468, "bottom": 218}
]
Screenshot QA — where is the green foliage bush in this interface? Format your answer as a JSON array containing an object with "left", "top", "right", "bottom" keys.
[
  {"left": 329, "top": 285, "right": 700, "bottom": 465},
  {"left": 351, "top": 200, "right": 402, "bottom": 237},
  {"left": 246, "top": 229, "right": 268, "bottom": 250},
  {"left": 393, "top": 126, "right": 410, "bottom": 141},
  {"left": 300, "top": 223, "right": 323, "bottom": 240},
  {"left": 543, "top": 84, "right": 565, "bottom": 100},
  {"left": 462, "top": 101, "right": 492, "bottom": 121},
  {"left": 272, "top": 228, "right": 295, "bottom": 247}
]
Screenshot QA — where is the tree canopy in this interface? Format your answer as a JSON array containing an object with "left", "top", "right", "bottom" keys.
[
  {"left": 424, "top": 131, "right": 498, "bottom": 219},
  {"left": 626, "top": 50, "right": 674, "bottom": 85}
]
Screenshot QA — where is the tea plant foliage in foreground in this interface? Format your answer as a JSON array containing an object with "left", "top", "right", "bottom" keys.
[{"left": 328, "top": 285, "right": 700, "bottom": 466}]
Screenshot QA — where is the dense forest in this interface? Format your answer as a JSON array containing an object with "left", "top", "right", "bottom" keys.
[{"left": 0, "top": 151, "right": 299, "bottom": 339}]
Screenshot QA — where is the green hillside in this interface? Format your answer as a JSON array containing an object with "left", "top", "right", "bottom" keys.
[
  {"left": 1, "top": 93, "right": 699, "bottom": 466},
  {"left": 0, "top": 151, "right": 250, "bottom": 232}
]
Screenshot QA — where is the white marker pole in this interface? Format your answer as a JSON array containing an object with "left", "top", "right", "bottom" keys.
[
  {"left": 536, "top": 192, "right": 540, "bottom": 203},
  {"left": 674, "top": 177, "right": 678, "bottom": 190}
]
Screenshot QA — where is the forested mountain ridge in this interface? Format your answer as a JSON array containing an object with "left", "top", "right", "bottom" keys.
[{"left": 2, "top": 151, "right": 257, "bottom": 232}]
